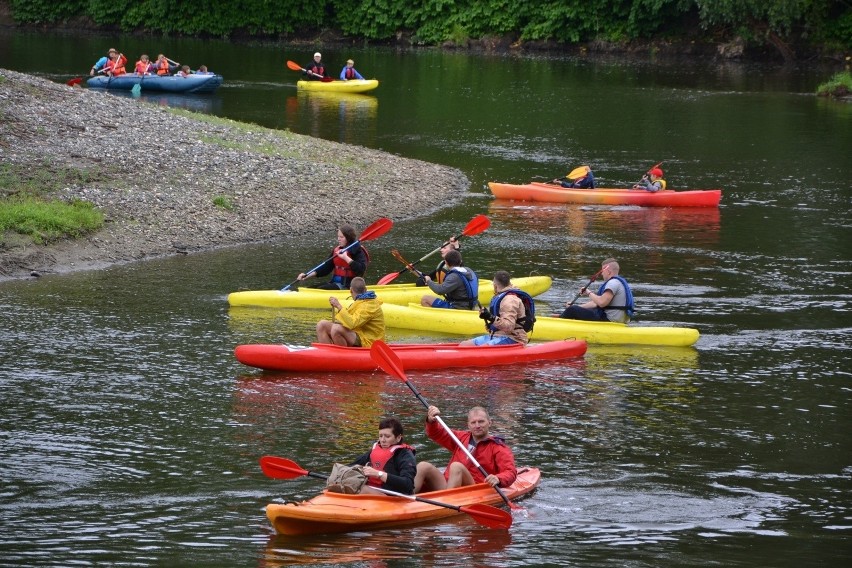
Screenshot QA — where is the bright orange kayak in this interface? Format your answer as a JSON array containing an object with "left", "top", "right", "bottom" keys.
[
  {"left": 489, "top": 181, "right": 722, "bottom": 207},
  {"left": 266, "top": 467, "right": 541, "bottom": 535}
]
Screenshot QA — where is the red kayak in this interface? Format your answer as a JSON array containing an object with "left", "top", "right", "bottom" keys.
[
  {"left": 235, "top": 340, "right": 587, "bottom": 372},
  {"left": 489, "top": 181, "right": 722, "bottom": 207}
]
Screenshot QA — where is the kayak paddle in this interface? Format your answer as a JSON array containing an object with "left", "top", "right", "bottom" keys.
[
  {"left": 281, "top": 217, "right": 393, "bottom": 291},
  {"left": 286, "top": 60, "right": 334, "bottom": 82},
  {"left": 259, "top": 456, "right": 512, "bottom": 529},
  {"left": 376, "top": 214, "right": 490, "bottom": 285},
  {"left": 565, "top": 265, "right": 607, "bottom": 308},
  {"left": 370, "top": 340, "right": 522, "bottom": 511},
  {"left": 389, "top": 249, "right": 425, "bottom": 279}
]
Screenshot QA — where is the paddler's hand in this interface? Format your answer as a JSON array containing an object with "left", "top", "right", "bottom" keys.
[
  {"left": 338, "top": 251, "right": 352, "bottom": 264},
  {"left": 423, "top": 275, "right": 432, "bottom": 284},
  {"left": 363, "top": 465, "right": 386, "bottom": 482},
  {"left": 484, "top": 473, "right": 500, "bottom": 487},
  {"left": 426, "top": 405, "right": 440, "bottom": 423},
  {"left": 297, "top": 272, "right": 309, "bottom": 281},
  {"left": 329, "top": 297, "right": 342, "bottom": 310}
]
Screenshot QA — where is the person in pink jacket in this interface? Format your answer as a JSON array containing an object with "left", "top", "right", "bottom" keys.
[{"left": 413, "top": 404, "right": 517, "bottom": 493}]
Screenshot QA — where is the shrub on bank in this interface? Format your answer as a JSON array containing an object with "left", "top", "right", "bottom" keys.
[{"left": 816, "top": 70, "right": 852, "bottom": 98}]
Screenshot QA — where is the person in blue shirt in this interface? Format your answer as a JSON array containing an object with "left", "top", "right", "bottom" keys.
[
  {"left": 340, "top": 59, "right": 365, "bottom": 81},
  {"left": 554, "top": 165, "right": 595, "bottom": 189}
]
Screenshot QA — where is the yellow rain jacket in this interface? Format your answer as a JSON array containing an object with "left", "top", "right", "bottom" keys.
[{"left": 335, "top": 292, "right": 385, "bottom": 347}]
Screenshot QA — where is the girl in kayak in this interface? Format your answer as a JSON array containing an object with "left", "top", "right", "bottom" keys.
[
  {"left": 297, "top": 224, "right": 369, "bottom": 290},
  {"left": 351, "top": 417, "right": 417, "bottom": 495}
]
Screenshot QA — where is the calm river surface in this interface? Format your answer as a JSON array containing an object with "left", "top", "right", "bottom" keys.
[{"left": 1, "top": 32, "right": 850, "bottom": 567}]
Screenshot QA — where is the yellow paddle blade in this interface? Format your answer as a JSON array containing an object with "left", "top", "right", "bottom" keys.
[{"left": 567, "top": 165, "right": 590, "bottom": 180}]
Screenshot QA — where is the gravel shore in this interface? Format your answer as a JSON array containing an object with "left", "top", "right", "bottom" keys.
[{"left": 0, "top": 69, "right": 469, "bottom": 281}]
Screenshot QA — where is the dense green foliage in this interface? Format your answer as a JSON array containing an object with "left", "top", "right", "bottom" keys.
[
  {"left": 816, "top": 70, "right": 852, "bottom": 96},
  {"left": 9, "top": 0, "right": 852, "bottom": 55}
]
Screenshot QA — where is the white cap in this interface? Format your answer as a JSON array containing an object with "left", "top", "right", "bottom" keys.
[{"left": 314, "top": 52, "right": 321, "bottom": 57}]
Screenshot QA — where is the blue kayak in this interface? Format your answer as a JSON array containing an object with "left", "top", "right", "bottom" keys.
[{"left": 87, "top": 74, "right": 223, "bottom": 94}]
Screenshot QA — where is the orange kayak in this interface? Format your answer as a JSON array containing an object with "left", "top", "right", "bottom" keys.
[
  {"left": 489, "top": 181, "right": 722, "bottom": 207},
  {"left": 266, "top": 467, "right": 541, "bottom": 535}
]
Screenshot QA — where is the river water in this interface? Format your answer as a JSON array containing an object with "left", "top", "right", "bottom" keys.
[{"left": 1, "top": 32, "right": 850, "bottom": 567}]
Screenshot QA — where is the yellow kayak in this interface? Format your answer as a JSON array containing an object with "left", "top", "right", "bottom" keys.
[
  {"left": 381, "top": 303, "right": 700, "bottom": 346},
  {"left": 297, "top": 79, "right": 379, "bottom": 93},
  {"left": 227, "top": 275, "right": 552, "bottom": 309}
]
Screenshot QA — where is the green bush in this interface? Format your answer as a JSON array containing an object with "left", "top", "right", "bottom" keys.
[{"left": 816, "top": 70, "right": 852, "bottom": 97}]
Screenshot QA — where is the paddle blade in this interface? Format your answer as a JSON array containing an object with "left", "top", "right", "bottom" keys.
[
  {"left": 567, "top": 165, "right": 589, "bottom": 180},
  {"left": 376, "top": 271, "right": 402, "bottom": 285},
  {"left": 131, "top": 83, "right": 141, "bottom": 96},
  {"left": 390, "top": 249, "right": 411, "bottom": 267},
  {"left": 460, "top": 503, "right": 513, "bottom": 529},
  {"left": 67, "top": 77, "right": 82, "bottom": 87},
  {"left": 461, "top": 214, "right": 491, "bottom": 237},
  {"left": 286, "top": 60, "right": 303, "bottom": 71},
  {"left": 321, "top": 77, "right": 334, "bottom": 82},
  {"left": 359, "top": 217, "right": 393, "bottom": 242},
  {"left": 370, "top": 340, "right": 407, "bottom": 382},
  {"left": 260, "top": 456, "right": 309, "bottom": 479}
]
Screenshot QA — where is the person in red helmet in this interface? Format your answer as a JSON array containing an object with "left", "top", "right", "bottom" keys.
[{"left": 633, "top": 167, "right": 666, "bottom": 192}]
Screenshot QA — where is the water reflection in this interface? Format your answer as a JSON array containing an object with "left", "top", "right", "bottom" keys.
[
  {"left": 284, "top": 90, "right": 378, "bottom": 145},
  {"left": 262, "top": 519, "right": 514, "bottom": 566},
  {"left": 488, "top": 200, "right": 722, "bottom": 247},
  {"left": 86, "top": 88, "right": 223, "bottom": 114}
]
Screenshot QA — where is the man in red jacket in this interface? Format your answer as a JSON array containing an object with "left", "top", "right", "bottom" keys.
[{"left": 413, "top": 404, "right": 517, "bottom": 493}]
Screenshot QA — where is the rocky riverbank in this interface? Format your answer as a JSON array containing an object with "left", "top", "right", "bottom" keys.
[{"left": 0, "top": 69, "right": 469, "bottom": 281}]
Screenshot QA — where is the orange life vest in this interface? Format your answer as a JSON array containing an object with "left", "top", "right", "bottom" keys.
[
  {"left": 156, "top": 60, "right": 170, "bottom": 75},
  {"left": 104, "top": 55, "right": 127, "bottom": 76}
]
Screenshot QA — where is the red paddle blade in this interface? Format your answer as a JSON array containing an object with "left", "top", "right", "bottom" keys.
[
  {"left": 460, "top": 503, "right": 513, "bottom": 529},
  {"left": 376, "top": 271, "right": 401, "bottom": 285},
  {"left": 359, "top": 217, "right": 393, "bottom": 242},
  {"left": 67, "top": 77, "right": 82, "bottom": 87},
  {"left": 461, "top": 214, "right": 490, "bottom": 237},
  {"left": 259, "top": 456, "right": 308, "bottom": 479},
  {"left": 286, "top": 60, "right": 303, "bottom": 71},
  {"left": 321, "top": 77, "right": 334, "bottom": 82},
  {"left": 370, "top": 340, "right": 407, "bottom": 382}
]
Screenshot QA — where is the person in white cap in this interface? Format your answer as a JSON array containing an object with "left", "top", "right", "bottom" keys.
[{"left": 304, "top": 52, "right": 327, "bottom": 81}]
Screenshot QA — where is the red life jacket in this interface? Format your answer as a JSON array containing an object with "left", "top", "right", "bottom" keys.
[
  {"left": 366, "top": 442, "right": 415, "bottom": 487},
  {"left": 331, "top": 244, "right": 369, "bottom": 283},
  {"left": 344, "top": 67, "right": 358, "bottom": 79}
]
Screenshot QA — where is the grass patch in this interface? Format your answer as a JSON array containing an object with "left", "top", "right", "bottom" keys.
[
  {"left": 816, "top": 71, "right": 852, "bottom": 98},
  {"left": 0, "top": 197, "right": 104, "bottom": 244},
  {"left": 212, "top": 195, "right": 234, "bottom": 210},
  {"left": 0, "top": 163, "right": 106, "bottom": 245},
  {"left": 0, "top": 162, "right": 106, "bottom": 197}
]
